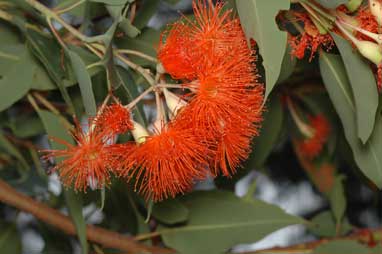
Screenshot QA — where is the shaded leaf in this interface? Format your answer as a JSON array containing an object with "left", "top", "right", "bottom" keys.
[
  {"left": 160, "top": 191, "right": 303, "bottom": 254},
  {"left": 68, "top": 50, "right": 97, "bottom": 116},
  {"left": 319, "top": 51, "right": 382, "bottom": 188},
  {"left": 314, "top": 0, "right": 349, "bottom": 9},
  {"left": 89, "top": 0, "right": 132, "bottom": 5},
  {"left": 0, "top": 131, "right": 29, "bottom": 170},
  {"left": 309, "top": 211, "right": 352, "bottom": 237},
  {"left": 329, "top": 175, "right": 346, "bottom": 227},
  {"left": 332, "top": 34, "right": 378, "bottom": 143},
  {"left": 133, "top": 0, "right": 160, "bottom": 29},
  {"left": 236, "top": 0, "right": 290, "bottom": 100},
  {"left": 152, "top": 199, "right": 189, "bottom": 225},
  {"left": 314, "top": 240, "right": 372, "bottom": 254},
  {"left": 37, "top": 110, "right": 88, "bottom": 254},
  {"left": 0, "top": 223, "right": 22, "bottom": 254},
  {"left": 246, "top": 94, "right": 284, "bottom": 168},
  {"left": 0, "top": 44, "right": 34, "bottom": 111}
]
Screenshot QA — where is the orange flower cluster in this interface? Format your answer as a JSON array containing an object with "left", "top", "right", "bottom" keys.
[
  {"left": 298, "top": 114, "right": 331, "bottom": 159},
  {"left": 288, "top": 12, "right": 334, "bottom": 61},
  {"left": 45, "top": 103, "right": 133, "bottom": 191},
  {"left": 45, "top": 0, "right": 263, "bottom": 202},
  {"left": 158, "top": 0, "right": 263, "bottom": 177}
]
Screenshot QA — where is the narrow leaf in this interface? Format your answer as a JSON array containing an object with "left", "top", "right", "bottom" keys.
[
  {"left": 236, "top": 0, "right": 290, "bottom": 100},
  {"left": 319, "top": 51, "right": 382, "bottom": 188},
  {"left": 68, "top": 50, "right": 97, "bottom": 116},
  {"left": 332, "top": 34, "right": 378, "bottom": 143},
  {"left": 37, "top": 110, "right": 88, "bottom": 254}
]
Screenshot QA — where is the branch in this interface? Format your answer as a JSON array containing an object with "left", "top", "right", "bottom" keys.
[{"left": 0, "top": 179, "right": 175, "bottom": 254}]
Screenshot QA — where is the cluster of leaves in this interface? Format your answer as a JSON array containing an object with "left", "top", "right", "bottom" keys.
[{"left": 0, "top": 0, "right": 381, "bottom": 254}]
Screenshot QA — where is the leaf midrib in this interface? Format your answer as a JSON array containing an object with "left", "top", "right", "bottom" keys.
[{"left": 159, "top": 219, "right": 300, "bottom": 234}]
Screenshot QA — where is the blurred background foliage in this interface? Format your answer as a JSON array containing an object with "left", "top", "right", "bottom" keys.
[{"left": 0, "top": 0, "right": 381, "bottom": 254}]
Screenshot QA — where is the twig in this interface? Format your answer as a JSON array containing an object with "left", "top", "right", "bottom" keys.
[{"left": 0, "top": 179, "right": 175, "bottom": 254}]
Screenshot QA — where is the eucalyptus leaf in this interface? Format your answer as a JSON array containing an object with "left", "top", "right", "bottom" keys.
[
  {"left": 314, "top": 240, "right": 372, "bottom": 254},
  {"left": 152, "top": 199, "right": 189, "bottom": 225},
  {"left": 319, "top": 51, "right": 382, "bottom": 188},
  {"left": 329, "top": 175, "right": 346, "bottom": 227},
  {"left": 236, "top": 0, "right": 290, "bottom": 101},
  {"left": 160, "top": 191, "right": 303, "bottom": 254},
  {"left": 37, "top": 110, "right": 88, "bottom": 254},
  {"left": 0, "top": 44, "right": 34, "bottom": 111},
  {"left": 332, "top": 34, "right": 378, "bottom": 144},
  {"left": 133, "top": 0, "right": 160, "bottom": 29},
  {"left": 309, "top": 211, "right": 352, "bottom": 237},
  {"left": 314, "top": 0, "right": 349, "bottom": 9},
  {"left": 0, "top": 223, "right": 22, "bottom": 254},
  {"left": 67, "top": 50, "right": 97, "bottom": 116},
  {"left": 246, "top": 93, "right": 283, "bottom": 168}
]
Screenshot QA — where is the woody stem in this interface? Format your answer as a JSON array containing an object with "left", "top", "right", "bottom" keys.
[
  {"left": 126, "top": 86, "right": 155, "bottom": 109},
  {"left": 0, "top": 179, "right": 174, "bottom": 254}
]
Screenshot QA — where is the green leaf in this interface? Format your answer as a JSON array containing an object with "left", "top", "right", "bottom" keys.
[
  {"left": 329, "top": 175, "right": 346, "bottom": 227},
  {"left": 319, "top": 51, "right": 382, "bottom": 188},
  {"left": 236, "top": 0, "right": 290, "bottom": 100},
  {"left": 152, "top": 199, "right": 189, "bottom": 225},
  {"left": 332, "top": 34, "right": 378, "bottom": 143},
  {"left": 314, "top": 0, "right": 349, "bottom": 9},
  {"left": 246, "top": 93, "right": 283, "bottom": 168},
  {"left": 133, "top": 0, "right": 160, "bottom": 29},
  {"left": 314, "top": 240, "right": 371, "bottom": 254},
  {"left": 277, "top": 44, "right": 297, "bottom": 84},
  {"left": 0, "top": 44, "right": 34, "bottom": 111},
  {"left": 0, "top": 131, "right": 29, "bottom": 170},
  {"left": 64, "top": 190, "right": 88, "bottom": 254},
  {"left": 116, "top": 66, "right": 147, "bottom": 125},
  {"left": 8, "top": 116, "right": 44, "bottom": 138},
  {"left": 89, "top": 0, "right": 132, "bottom": 5},
  {"left": 115, "top": 28, "right": 159, "bottom": 66},
  {"left": 37, "top": 110, "right": 88, "bottom": 254},
  {"left": 160, "top": 191, "right": 303, "bottom": 254},
  {"left": 309, "top": 211, "right": 352, "bottom": 237},
  {"left": 0, "top": 223, "right": 22, "bottom": 254},
  {"left": 68, "top": 50, "right": 97, "bottom": 116},
  {"left": 26, "top": 30, "right": 75, "bottom": 113},
  {"left": 163, "top": 0, "right": 181, "bottom": 5}
]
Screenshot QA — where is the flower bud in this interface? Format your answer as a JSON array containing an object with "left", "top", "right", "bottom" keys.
[
  {"left": 369, "top": 0, "right": 382, "bottom": 26},
  {"left": 131, "top": 121, "right": 149, "bottom": 144},
  {"left": 346, "top": 0, "right": 363, "bottom": 12},
  {"left": 356, "top": 40, "right": 382, "bottom": 65},
  {"left": 163, "top": 88, "right": 187, "bottom": 118}
]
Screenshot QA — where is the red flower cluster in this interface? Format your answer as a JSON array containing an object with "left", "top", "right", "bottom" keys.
[
  {"left": 288, "top": 12, "right": 334, "bottom": 61},
  {"left": 45, "top": 0, "right": 263, "bottom": 202},
  {"left": 45, "top": 103, "right": 133, "bottom": 192},
  {"left": 158, "top": 0, "right": 263, "bottom": 177},
  {"left": 298, "top": 114, "right": 331, "bottom": 159}
]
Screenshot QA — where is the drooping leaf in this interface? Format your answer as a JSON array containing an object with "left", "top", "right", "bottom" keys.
[
  {"left": 319, "top": 51, "right": 382, "bottom": 188},
  {"left": 314, "top": 0, "right": 349, "bottom": 9},
  {"left": 309, "top": 211, "right": 352, "bottom": 237},
  {"left": 133, "top": 0, "right": 160, "bottom": 30},
  {"left": 152, "top": 199, "right": 189, "bottom": 225},
  {"left": 314, "top": 240, "right": 372, "bottom": 254},
  {"left": 89, "top": 0, "right": 131, "bottom": 5},
  {"left": 236, "top": 0, "right": 290, "bottom": 100},
  {"left": 0, "top": 131, "right": 29, "bottom": 170},
  {"left": 0, "top": 44, "right": 35, "bottom": 111},
  {"left": 332, "top": 34, "right": 378, "bottom": 143},
  {"left": 160, "top": 191, "right": 303, "bottom": 254},
  {"left": 329, "top": 175, "right": 346, "bottom": 227},
  {"left": 246, "top": 93, "right": 284, "bottom": 168},
  {"left": 0, "top": 223, "right": 22, "bottom": 254},
  {"left": 67, "top": 50, "right": 97, "bottom": 116},
  {"left": 37, "top": 110, "right": 88, "bottom": 254}
]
